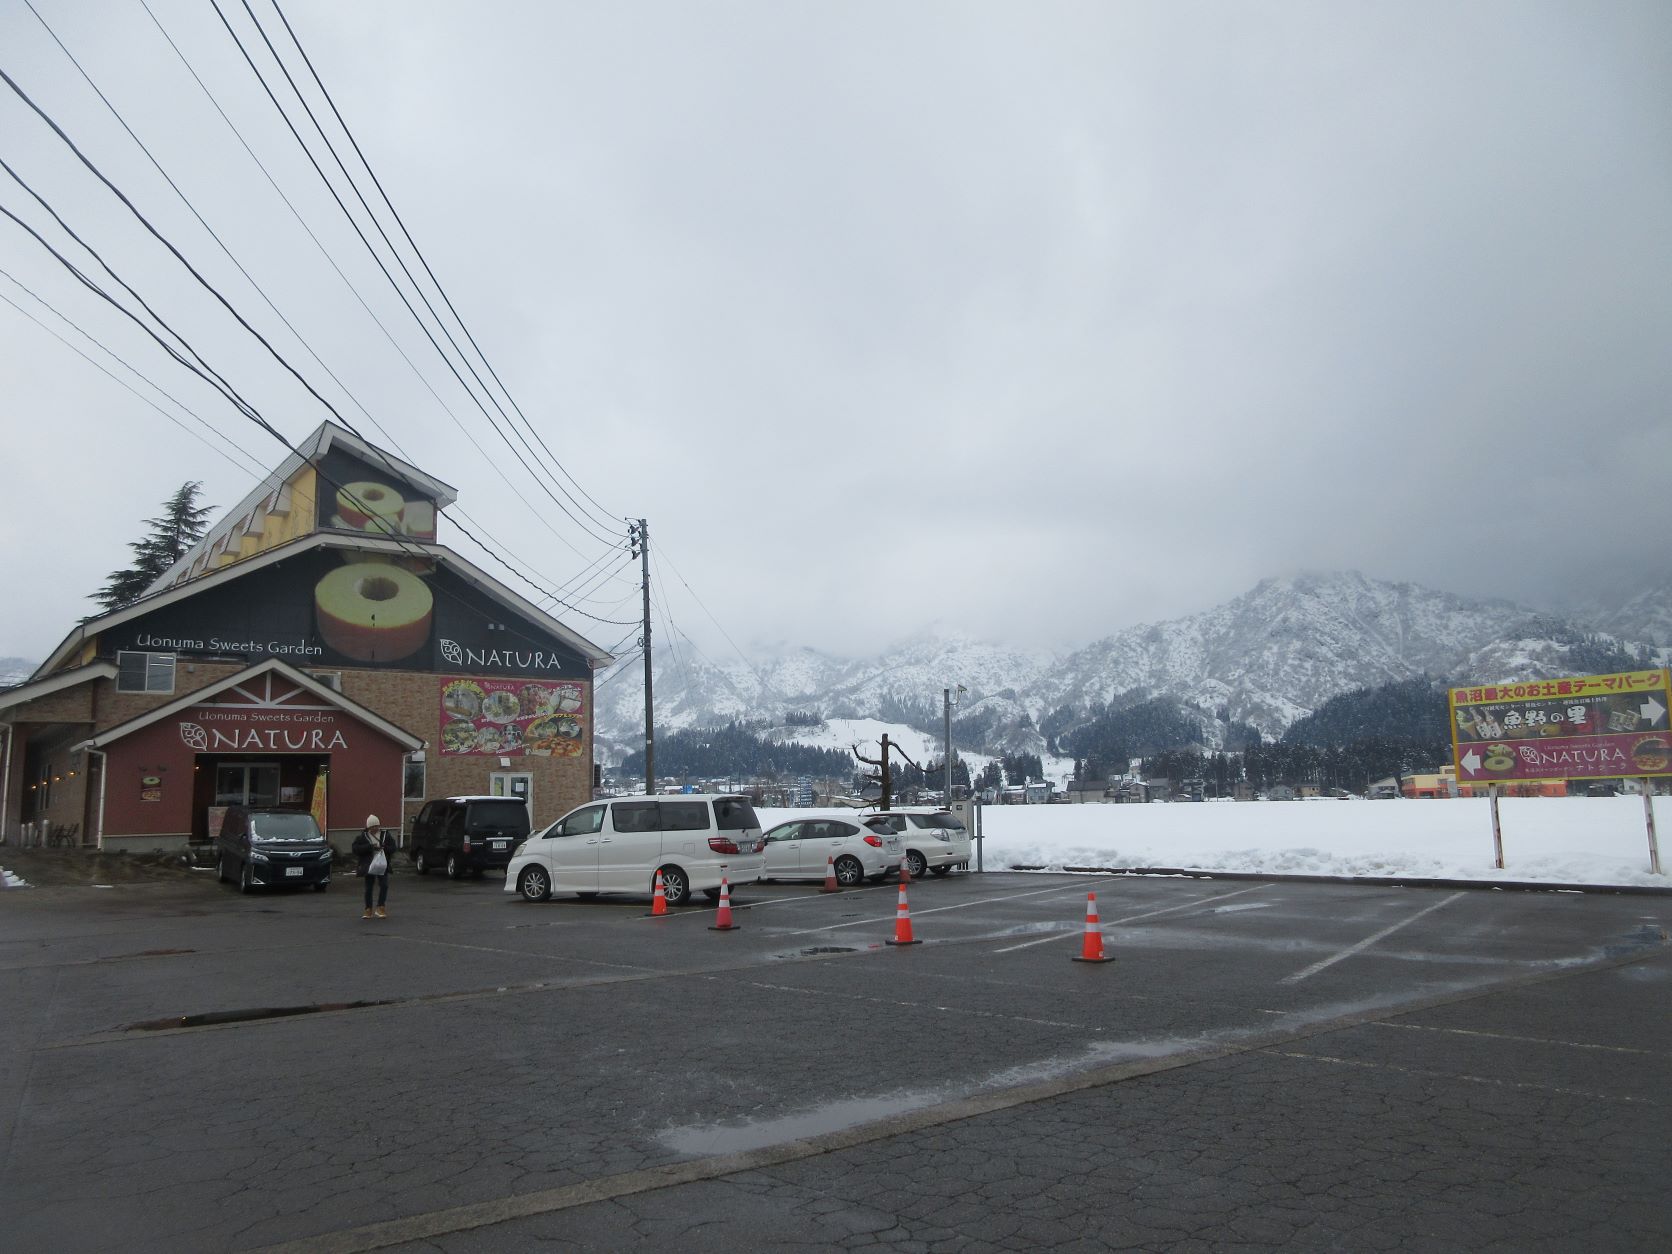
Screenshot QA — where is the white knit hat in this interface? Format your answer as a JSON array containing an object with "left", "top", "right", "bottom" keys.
[{"left": 366, "top": 815, "right": 381, "bottom": 828}]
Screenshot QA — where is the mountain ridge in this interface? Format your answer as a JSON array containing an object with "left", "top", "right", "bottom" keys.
[{"left": 595, "top": 570, "right": 1667, "bottom": 765}]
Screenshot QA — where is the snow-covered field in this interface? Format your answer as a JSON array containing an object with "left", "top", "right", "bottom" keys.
[{"left": 759, "top": 795, "right": 1669, "bottom": 889}]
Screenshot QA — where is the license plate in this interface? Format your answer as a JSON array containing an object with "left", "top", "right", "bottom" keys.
[
  {"left": 492, "top": 840, "right": 508, "bottom": 850},
  {"left": 284, "top": 866, "right": 304, "bottom": 877}
]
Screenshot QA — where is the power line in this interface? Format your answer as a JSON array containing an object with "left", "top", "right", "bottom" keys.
[
  {"left": 265, "top": 0, "right": 621, "bottom": 532},
  {"left": 211, "top": 0, "right": 622, "bottom": 549},
  {"left": 0, "top": 64, "right": 636, "bottom": 627},
  {"left": 134, "top": 0, "right": 618, "bottom": 575},
  {"left": 0, "top": 169, "right": 637, "bottom": 631},
  {"left": 21, "top": 0, "right": 596, "bottom": 593},
  {"left": 0, "top": 271, "right": 266, "bottom": 477}
]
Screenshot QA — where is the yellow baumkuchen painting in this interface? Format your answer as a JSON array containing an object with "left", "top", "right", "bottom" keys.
[
  {"left": 335, "top": 481, "right": 406, "bottom": 534},
  {"left": 314, "top": 561, "right": 433, "bottom": 662}
]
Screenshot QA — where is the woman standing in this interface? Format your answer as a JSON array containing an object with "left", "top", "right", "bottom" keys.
[{"left": 353, "top": 816, "right": 394, "bottom": 920}]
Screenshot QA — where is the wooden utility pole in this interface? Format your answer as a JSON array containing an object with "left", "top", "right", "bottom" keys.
[{"left": 631, "top": 519, "right": 654, "bottom": 795}]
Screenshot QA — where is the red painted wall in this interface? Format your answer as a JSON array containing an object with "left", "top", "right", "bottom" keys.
[{"left": 102, "top": 704, "right": 405, "bottom": 841}]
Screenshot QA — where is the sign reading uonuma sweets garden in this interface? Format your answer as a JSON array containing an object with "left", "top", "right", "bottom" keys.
[{"left": 1449, "top": 669, "right": 1672, "bottom": 785}]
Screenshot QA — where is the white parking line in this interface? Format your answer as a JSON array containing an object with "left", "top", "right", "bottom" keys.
[
  {"left": 991, "top": 886, "right": 1263, "bottom": 952},
  {"left": 780, "top": 878, "right": 1117, "bottom": 937},
  {"left": 1280, "top": 891, "right": 1466, "bottom": 984}
]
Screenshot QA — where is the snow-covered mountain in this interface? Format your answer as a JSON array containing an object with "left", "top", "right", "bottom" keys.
[{"left": 598, "top": 571, "right": 1663, "bottom": 763}]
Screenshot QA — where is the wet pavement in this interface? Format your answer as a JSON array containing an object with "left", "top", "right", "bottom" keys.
[{"left": 2, "top": 865, "right": 1669, "bottom": 1251}]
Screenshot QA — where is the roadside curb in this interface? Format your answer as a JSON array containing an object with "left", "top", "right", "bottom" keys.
[{"left": 1005, "top": 865, "right": 1672, "bottom": 896}]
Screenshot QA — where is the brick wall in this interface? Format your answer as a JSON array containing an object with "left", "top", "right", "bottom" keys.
[{"left": 338, "top": 669, "right": 593, "bottom": 831}]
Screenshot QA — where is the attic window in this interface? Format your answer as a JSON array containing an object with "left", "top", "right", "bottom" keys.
[
  {"left": 306, "top": 670, "right": 343, "bottom": 692},
  {"left": 116, "top": 651, "right": 176, "bottom": 694}
]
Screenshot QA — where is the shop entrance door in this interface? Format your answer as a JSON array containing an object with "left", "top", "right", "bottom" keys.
[
  {"left": 490, "top": 772, "right": 532, "bottom": 812},
  {"left": 215, "top": 762, "right": 281, "bottom": 808}
]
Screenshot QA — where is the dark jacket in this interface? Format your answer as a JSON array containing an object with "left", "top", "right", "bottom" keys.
[{"left": 353, "top": 829, "right": 395, "bottom": 876}]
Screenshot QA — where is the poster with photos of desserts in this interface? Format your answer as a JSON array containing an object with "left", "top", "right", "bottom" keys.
[{"left": 440, "top": 677, "right": 586, "bottom": 757}]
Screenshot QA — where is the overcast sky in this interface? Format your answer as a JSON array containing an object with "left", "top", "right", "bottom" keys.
[{"left": 2, "top": 0, "right": 1669, "bottom": 671}]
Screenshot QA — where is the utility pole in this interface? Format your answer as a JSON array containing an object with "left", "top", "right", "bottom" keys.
[{"left": 630, "top": 519, "right": 654, "bottom": 795}]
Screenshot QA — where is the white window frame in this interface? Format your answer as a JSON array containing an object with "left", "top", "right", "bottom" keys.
[{"left": 116, "top": 651, "right": 176, "bottom": 694}]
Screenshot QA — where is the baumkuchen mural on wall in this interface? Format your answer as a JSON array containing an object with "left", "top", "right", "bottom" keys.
[
  {"left": 99, "top": 548, "right": 591, "bottom": 679},
  {"left": 315, "top": 445, "right": 439, "bottom": 541}
]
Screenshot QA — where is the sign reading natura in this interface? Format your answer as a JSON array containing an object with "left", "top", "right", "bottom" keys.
[{"left": 1449, "top": 669, "right": 1672, "bottom": 784}]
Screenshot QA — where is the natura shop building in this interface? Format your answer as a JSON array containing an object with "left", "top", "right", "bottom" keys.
[{"left": 0, "top": 422, "right": 614, "bottom": 851}]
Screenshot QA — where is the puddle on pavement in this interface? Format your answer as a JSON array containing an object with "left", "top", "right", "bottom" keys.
[{"left": 660, "top": 1090, "right": 942, "bottom": 1157}]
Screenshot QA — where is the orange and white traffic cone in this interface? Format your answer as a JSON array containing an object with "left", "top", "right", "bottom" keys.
[
  {"left": 708, "top": 876, "right": 738, "bottom": 931},
  {"left": 820, "top": 855, "right": 841, "bottom": 894},
  {"left": 651, "top": 870, "right": 667, "bottom": 916},
  {"left": 1071, "top": 891, "right": 1114, "bottom": 963},
  {"left": 885, "top": 872, "right": 920, "bottom": 946}
]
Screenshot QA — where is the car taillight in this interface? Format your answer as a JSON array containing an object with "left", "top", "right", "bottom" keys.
[
  {"left": 863, "top": 834, "right": 883, "bottom": 848},
  {"left": 462, "top": 837, "right": 472, "bottom": 852},
  {"left": 708, "top": 836, "right": 740, "bottom": 854}
]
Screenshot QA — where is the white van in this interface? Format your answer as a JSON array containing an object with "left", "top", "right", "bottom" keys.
[{"left": 505, "top": 794, "right": 766, "bottom": 906}]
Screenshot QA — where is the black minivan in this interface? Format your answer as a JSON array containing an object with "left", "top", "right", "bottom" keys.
[
  {"left": 409, "top": 796, "right": 531, "bottom": 879},
  {"left": 215, "top": 807, "right": 333, "bottom": 893}
]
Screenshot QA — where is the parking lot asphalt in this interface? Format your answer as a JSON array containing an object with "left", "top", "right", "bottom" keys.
[{"left": 2, "top": 865, "right": 1669, "bottom": 1252}]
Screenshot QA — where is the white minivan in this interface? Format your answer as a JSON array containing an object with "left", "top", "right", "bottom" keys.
[{"left": 505, "top": 794, "right": 766, "bottom": 907}]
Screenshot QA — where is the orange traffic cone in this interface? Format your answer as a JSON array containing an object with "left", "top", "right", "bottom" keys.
[
  {"left": 1071, "top": 891, "right": 1114, "bottom": 963},
  {"left": 651, "top": 870, "right": 668, "bottom": 916},
  {"left": 885, "top": 871, "right": 920, "bottom": 946},
  {"left": 820, "top": 855, "right": 841, "bottom": 894},
  {"left": 708, "top": 876, "right": 738, "bottom": 931}
]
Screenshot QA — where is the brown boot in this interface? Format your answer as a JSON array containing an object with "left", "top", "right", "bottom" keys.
[
  {"left": 362, "top": 907, "right": 374, "bottom": 920},
  {"left": 375, "top": 906, "right": 387, "bottom": 919}
]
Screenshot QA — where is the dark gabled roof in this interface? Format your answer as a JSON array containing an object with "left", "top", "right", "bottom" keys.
[{"left": 34, "top": 531, "right": 613, "bottom": 681}]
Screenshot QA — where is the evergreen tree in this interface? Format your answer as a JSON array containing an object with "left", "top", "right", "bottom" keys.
[{"left": 94, "top": 482, "right": 214, "bottom": 612}]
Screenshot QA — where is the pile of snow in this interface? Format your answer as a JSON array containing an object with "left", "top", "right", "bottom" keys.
[
  {"left": 2, "top": 865, "right": 28, "bottom": 889},
  {"left": 759, "top": 795, "right": 1669, "bottom": 888}
]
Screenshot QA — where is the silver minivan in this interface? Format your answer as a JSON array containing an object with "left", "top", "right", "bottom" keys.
[{"left": 505, "top": 794, "right": 766, "bottom": 906}]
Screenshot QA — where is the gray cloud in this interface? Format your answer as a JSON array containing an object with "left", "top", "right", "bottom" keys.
[{"left": 2, "top": 1, "right": 1667, "bottom": 666}]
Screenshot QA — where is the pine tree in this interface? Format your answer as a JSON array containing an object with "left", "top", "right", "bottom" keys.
[{"left": 93, "top": 482, "right": 214, "bottom": 612}]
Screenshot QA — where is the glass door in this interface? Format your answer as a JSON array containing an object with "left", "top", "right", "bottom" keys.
[
  {"left": 490, "top": 772, "right": 533, "bottom": 811},
  {"left": 214, "top": 762, "right": 282, "bottom": 807}
]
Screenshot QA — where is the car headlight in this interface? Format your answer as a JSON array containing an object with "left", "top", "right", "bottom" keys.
[{"left": 249, "top": 850, "right": 270, "bottom": 863}]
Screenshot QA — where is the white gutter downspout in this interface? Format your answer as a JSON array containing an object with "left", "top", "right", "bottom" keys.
[
  {"left": 0, "top": 725, "right": 12, "bottom": 844},
  {"left": 86, "top": 747, "right": 108, "bottom": 850}
]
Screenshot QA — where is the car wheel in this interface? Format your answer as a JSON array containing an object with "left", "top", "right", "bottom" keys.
[
  {"left": 930, "top": 864, "right": 952, "bottom": 877},
  {"left": 657, "top": 865, "right": 691, "bottom": 907},
  {"left": 216, "top": 854, "right": 229, "bottom": 884},
  {"left": 414, "top": 850, "right": 430, "bottom": 875},
  {"left": 518, "top": 865, "right": 551, "bottom": 902},
  {"left": 313, "top": 880, "right": 329, "bottom": 892},
  {"left": 446, "top": 852, "right": 463, "bottom": 879},
  {"left": 835, "top": 856, "right": 865, "bottom": 887},
  {"left": 238, "top": 862, "right": 254, "bottom": 894},
  {"left": 906, "top": 850, "right": 927, "bottom": 879}
]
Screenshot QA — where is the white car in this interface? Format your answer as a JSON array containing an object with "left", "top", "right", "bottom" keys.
[
  {"left": 761, "top": 816, "right": 903, "bottom": 886},
  {"left": 863, "top": 809, "right": 972, "bottom": 879},
  {"left": 506, "top": 794, "right": 766, "bottom": 906}
]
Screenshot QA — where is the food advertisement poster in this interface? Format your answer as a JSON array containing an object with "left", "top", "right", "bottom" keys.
[
  {"left": 440, "top": 677, "right": 587, "bottom": 757},
  {"left": 1449, "top": 669, "right": 1671, "bottom": 783}
]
